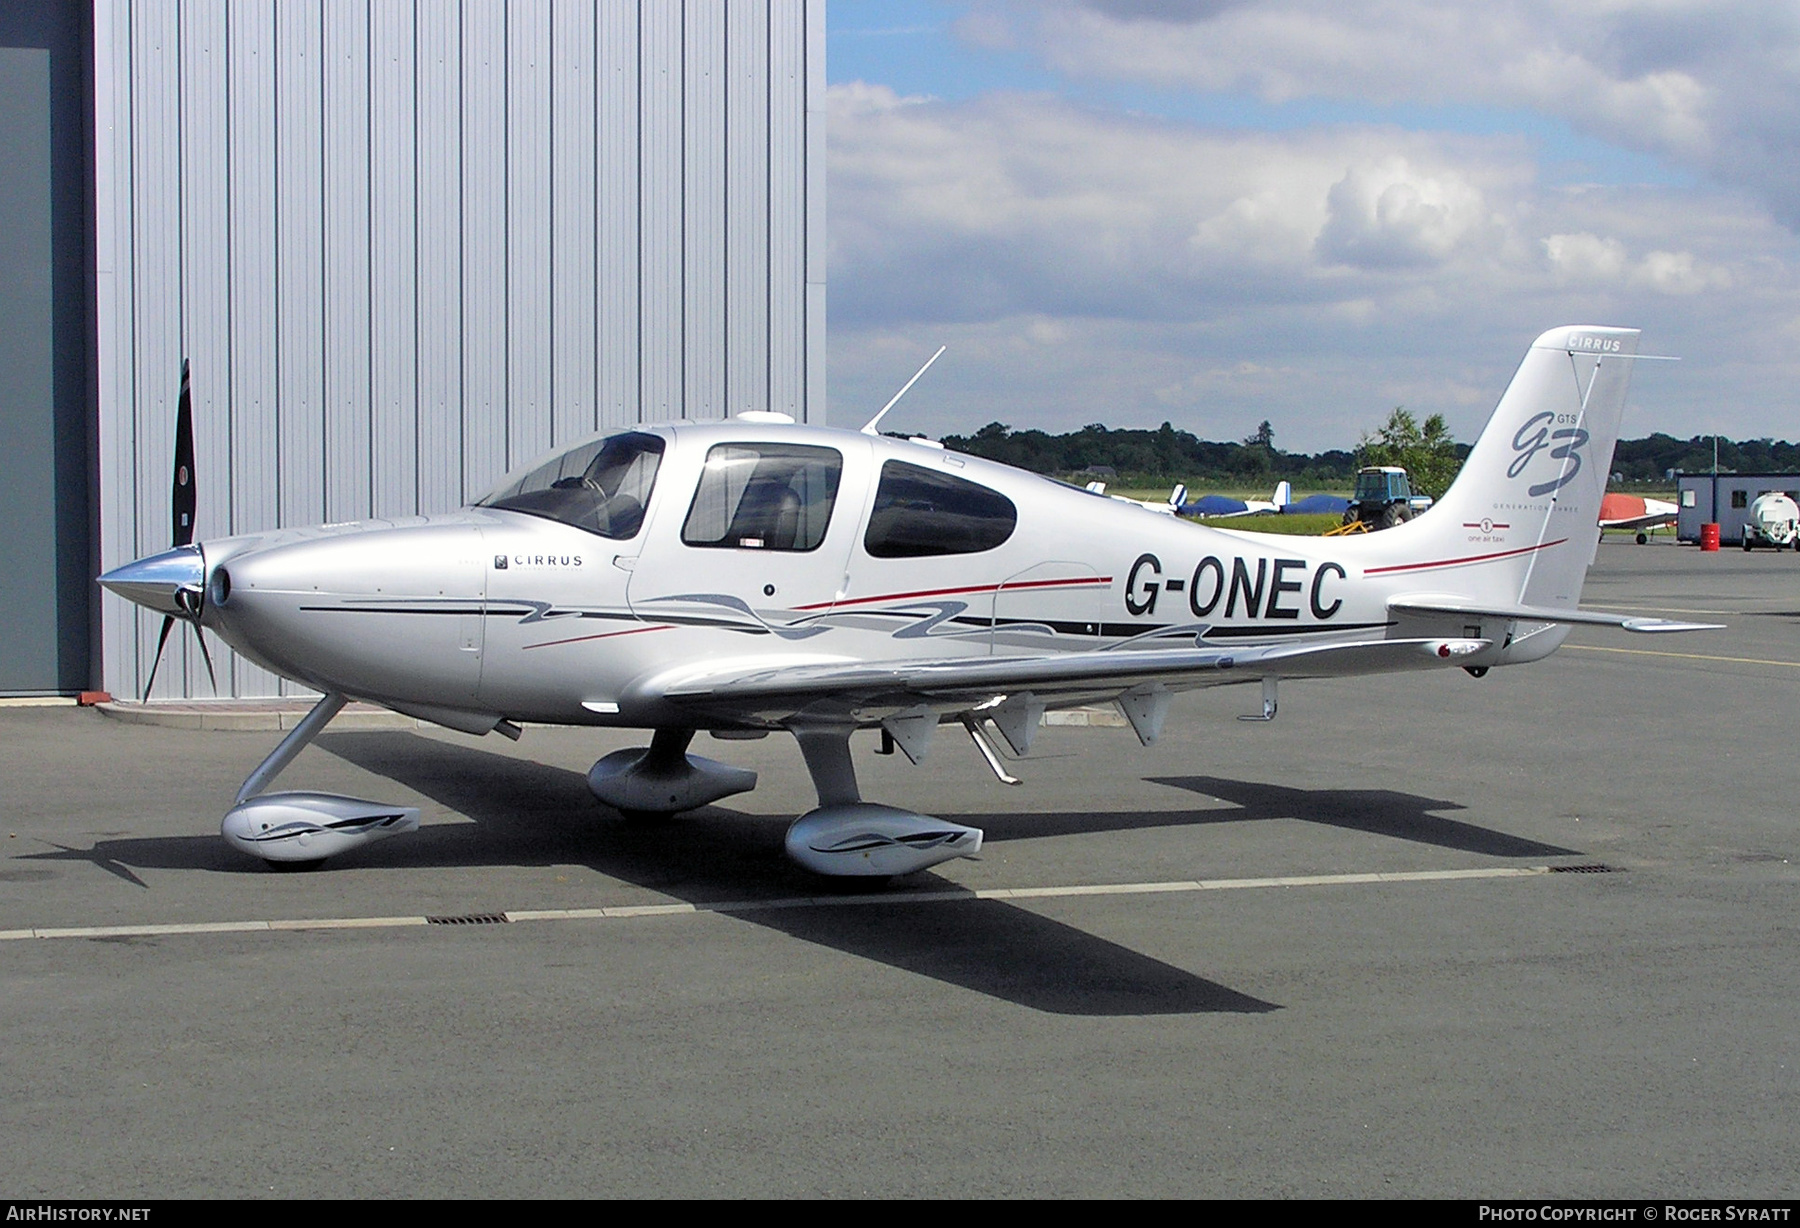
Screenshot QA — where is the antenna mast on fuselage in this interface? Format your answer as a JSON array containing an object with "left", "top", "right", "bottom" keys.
[{"left": 861, "top": 345, "right": 947, "bottom": 436}]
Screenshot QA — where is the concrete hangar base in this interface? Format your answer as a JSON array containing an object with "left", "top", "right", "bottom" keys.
[{"left": 1, "top": 536, "right": 1795, "bottom": 1198}]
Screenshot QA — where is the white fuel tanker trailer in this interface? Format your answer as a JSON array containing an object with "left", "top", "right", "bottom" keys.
[{"left": 1743, "top": 491, "right": 1800, "bottom": 551}]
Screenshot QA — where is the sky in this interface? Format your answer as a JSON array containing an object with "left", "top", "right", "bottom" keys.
[{"left": 823, "top": 0, "right": 1800, "bottom": 452}]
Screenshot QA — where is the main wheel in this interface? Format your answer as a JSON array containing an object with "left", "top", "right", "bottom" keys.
[{"left": 264, "top": 858, "right": 328, "bottom": 873}]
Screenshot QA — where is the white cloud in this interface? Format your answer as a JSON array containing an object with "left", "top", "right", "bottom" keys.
[
  {"left": 828, "top": 0, "right": 1800, "bottom": 449},
  {"left": 831, "top": 87, "right": 1540, "bottom": 322},
  {"left": 967, "top": 1, "right": 1800, "bottom": 227},
  {"left": 1315, "top": 158, "right": 1501, "bottom": 269},
  {"left": 1544, "top": 231, "right": 1630, "bottom": 282},
  {"left": 1544, "top": 232, "right": 1732, "bottom": 294},
  {"left": 828, "top": 80, "right": 1798, "bottom": 448},
  {"left": 1633, "top": 248, "right": 1732, "bottom": 295}
]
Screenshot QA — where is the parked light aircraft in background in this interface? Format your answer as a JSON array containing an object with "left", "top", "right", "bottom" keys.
[
  {"left": 1089, "top": 480, "right": 1336, "bottom": 520},
  {"left": 1598, "top": 492, "right": 1678, "bottom": 544},
  {"left": 1276, "top": 491, "right": 1354, "bottom": 517},
  {"left": 101, "top": 326, "right": 1715, "bottom": 878},
  {"left": 1081, "top": 480, "right": 1179, "bottom": 516},
  {"left": 1174, "top": 481, "right": 1291, "bottom": 519},
  {"left": 1172, "top": 483, "right": 1358, "bottom": 519}
]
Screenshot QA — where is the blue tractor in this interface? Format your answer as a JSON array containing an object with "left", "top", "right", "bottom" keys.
[{"left": 1344, "top": 466, "right": 1432, "bottom": 531}]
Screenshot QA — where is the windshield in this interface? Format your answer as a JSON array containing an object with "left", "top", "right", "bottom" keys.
[{"left": 479, "top": 432, "right": 665, "bottom": 539}]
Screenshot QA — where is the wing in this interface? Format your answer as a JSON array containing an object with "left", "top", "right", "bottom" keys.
[
  {"left": 1599, "top": 512, "right": 1677, "bottom": 531},
  {"left": 628, "top": 634, "right": 1488, "bottom": 725}
]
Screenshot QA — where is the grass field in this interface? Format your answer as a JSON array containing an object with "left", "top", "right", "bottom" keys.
[
  {"left": 1197, "top": 512, "right": 1345, "bottom": 536},
  {"left": 1109, "top": 486, "right": 1342, "bottom": 503}
]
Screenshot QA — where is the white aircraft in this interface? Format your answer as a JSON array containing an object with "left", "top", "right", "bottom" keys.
[
  {"left": 101, "top": 325, "right": 1715, "bottom": 878},
  {"left": 1173, "top": 480, "right": 1292, "bottom": 519},
  {"left": 1080, "top": 481, "right": 1180, "bottom": 517},
  {"left": 1085, "top": 480, "right": 1299, "bottom": 520}
]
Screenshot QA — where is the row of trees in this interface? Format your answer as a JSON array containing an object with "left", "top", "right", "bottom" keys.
[
  {"left": 1610, "top": 435, "right": 1800, "bottom": 482},
  {"left": 937, "top": 420, "right": 1358, "bottom": 491},
  {"left": 938, "top": 414, "right": 1797, "bottom": 498},
  {"left": 939, "top": 410, "right": 1467, "bottom": 496}
]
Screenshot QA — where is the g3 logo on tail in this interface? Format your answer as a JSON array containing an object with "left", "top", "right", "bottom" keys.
[{"left": 1509, "top": 411, "right": 1589, "bottom": 496}]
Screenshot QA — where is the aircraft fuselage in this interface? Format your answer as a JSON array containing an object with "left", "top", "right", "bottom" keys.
[{"left": 193, "top": 420, "right": 1559, "bottom": 732}]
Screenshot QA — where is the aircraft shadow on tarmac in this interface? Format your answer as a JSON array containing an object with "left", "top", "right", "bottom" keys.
[
  {"left": 22, "top": 731, "right": 1273, "bottom": 1016},
  {"left": 27, "top": 836, "right": 238, "bottom": 886},
  {"left": 23, "top": 729, "right": 1584, "bottom": 1016},
  {"left": 325, "top": 731, "right": 1286, "bottom": 1016},
  {"left": 1143, "top": 777, "right": 1579, "bottom": 859}
]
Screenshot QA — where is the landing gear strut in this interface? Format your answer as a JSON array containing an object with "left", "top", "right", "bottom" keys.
[
  {"left": 782, "top": 720, "right": 982, "bottom": 877},
  {"left": 220, "top": 691, "right": 421, "bottom": 866},
  {"left": 586, "top": 727, "right": 758, "bottom": 817}
]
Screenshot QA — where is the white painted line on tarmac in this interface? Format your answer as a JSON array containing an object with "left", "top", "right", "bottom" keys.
[
  {"left": 1565, "top": 644, "right": 1800, "bottom": 668},
  {"left": 269, "top": 915, "right": 428, "bottom": 931},
  {"left": 0, "top": 865, "right": 1561, "bottom": 944},
  {"left": 31, "top": 921, "right": 272, "bottom": 939}
]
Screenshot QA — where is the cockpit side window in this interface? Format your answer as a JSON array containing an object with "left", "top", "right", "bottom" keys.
[
  {"left": 681, "top": 443, "right": 843, "bottom": 551},
  {"left": 479, "top": 431, "right": 665, "bottom": 539},
  {"left": 864, "top": 460, "right": 1017, "bottom": 558}
]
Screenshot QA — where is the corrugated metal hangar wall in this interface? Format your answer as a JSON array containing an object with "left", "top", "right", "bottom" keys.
[{"left": 94, "top": 0, "right": 826, "bottom": 701}]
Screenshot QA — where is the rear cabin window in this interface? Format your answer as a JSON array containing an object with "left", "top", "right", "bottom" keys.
[
  {"left": 864, "top": 460, "right": 1017, "bottom": 558},
  {"left": 682, "top": 443, "right": 843, "bottom": 551},
  {"left": 479, "top": 431, "right": 664, "bottom": 539}
]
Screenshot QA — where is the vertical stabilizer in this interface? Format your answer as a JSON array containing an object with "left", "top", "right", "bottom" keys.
[{"left": 1413, "top": 326, "right": 1640, "bottom": 609}]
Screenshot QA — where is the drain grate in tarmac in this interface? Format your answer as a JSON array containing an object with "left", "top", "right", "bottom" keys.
[
  {"left": 426, "top": 912, "right": 511, "bottom": 926},
  {"left": 1548, "top": 863, "right": 1616, "bottom": 874}
]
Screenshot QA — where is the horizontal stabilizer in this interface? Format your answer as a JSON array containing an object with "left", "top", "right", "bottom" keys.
[{"left": 1390, "top": 596, "right": 1721, "bottom": 634}]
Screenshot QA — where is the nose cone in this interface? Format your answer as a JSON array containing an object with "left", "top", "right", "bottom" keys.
[
  {"left": 208, "top": 518, "right": 489, "bottom": 705},
  {"left": 98, "top": 545, "right": 205, "bottom": 617}
]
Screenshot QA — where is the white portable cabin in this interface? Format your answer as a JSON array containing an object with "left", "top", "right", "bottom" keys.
[{"left": 1675, "top": 473, "right": 1800, "bottom": 545}]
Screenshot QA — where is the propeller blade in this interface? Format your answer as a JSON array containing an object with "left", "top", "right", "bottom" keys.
[
  {"left": 142, "top": 614, "right": 176, "bottom": 702},
  {"left": 134, "top": 360, "right": 210, "bottom": 703},
  {"left": 190, "top": 624, "right": 218, "bottom": 694},
  {"left": 172, "top": 359, "right": 196, "bottom": 547}
]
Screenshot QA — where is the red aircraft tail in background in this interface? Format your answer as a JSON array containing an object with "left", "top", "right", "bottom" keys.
[{"left": 1599, "top": 492, "right": 1678, "bottom": 542}]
